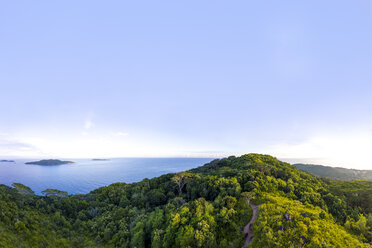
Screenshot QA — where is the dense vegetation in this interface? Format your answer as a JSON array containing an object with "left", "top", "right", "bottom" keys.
[
  {"left": 294, "top": 163, "right": 372, "bottom": 181},
  {"left": 1, "top": 154, "right": 371, "bottom": 247}
]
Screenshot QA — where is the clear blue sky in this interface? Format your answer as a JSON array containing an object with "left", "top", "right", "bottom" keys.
[{"left": 1, "top": 1, "right": 372, "bottom": 169}]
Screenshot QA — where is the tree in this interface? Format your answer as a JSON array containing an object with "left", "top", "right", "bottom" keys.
[
  {"left": 241, "top": 191, "right": 256, "bottom": 205},
  {"left": 12, "top": 183, "right": 34, "bottom": 196},
  {"left": 42, "top": 189, "right": 68, "bottom": 199},
  {"left": 172, "top": 172, "right": 193, "bottom": 196},
  {"left": 131, "top": 222, "right": 145, "bottom": 248}
]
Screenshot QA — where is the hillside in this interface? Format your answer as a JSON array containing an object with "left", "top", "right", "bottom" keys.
[
  {"left": 294, "top": 163, "right": 372, "bottom": 180},
  {"left": 0, "top": 154, "right": 371, "bottom": 247}
]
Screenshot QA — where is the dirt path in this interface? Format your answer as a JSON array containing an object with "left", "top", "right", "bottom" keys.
[{"left": 242, "top": 202, "right": 260, "bottom": 248}]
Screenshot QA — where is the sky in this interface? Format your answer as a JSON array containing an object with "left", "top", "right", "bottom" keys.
[{"left": 1, "top": 1, "right": 372, "bottom": 169}]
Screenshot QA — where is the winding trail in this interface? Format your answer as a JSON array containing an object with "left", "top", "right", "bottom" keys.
[{"left": 242, "top": 202, "right": 260, "bottom": 248}]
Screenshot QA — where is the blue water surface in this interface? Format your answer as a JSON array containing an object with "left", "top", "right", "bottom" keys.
[{"left": 0, "top": 158, "right": 213, "bottom": 195}]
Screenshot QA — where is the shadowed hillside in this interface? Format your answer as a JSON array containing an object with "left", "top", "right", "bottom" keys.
[{"left": 294, "top": 163, "right": 372, "bottom": 181}]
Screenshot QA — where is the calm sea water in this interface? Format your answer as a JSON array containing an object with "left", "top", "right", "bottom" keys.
[{"left": 0, "top": 158, "right": 213, "bottom": 195}]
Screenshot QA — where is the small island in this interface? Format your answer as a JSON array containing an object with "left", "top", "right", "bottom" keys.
[
  {"left": 92, "top": 159, "right": 110, "bottom": 161},
  {"left": 26, "top": 159, "right": 75, "bottom": 166},
  {"left": 0, "top": 160, "right": 15, "bottom": 163}
]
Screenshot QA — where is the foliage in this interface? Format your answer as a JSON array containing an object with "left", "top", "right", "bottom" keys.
[
  {"left": 171, "top": 171, "right": 193, "bottom": 196},
  {"left": 12, "top": 182, "right": 35, "bottom": 196},
  {"left": 42, "top": 189, "right": 68, "bottom": 198},
  {"left": 252, "top": 194, "right": 368, "bottom": 247},
  {"left": 0, "top": 153, "right": 371, "bottom": 247}
]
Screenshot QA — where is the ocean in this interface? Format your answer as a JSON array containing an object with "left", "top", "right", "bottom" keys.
[{"left": 0, "top": 158, "right": 213, "bottom": 195}]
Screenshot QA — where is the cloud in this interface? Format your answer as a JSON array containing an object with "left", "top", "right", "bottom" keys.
[
  {"left": 0, "top": 138, "right": 45, "bottom": 157},
  {"left": 84, "top": 120, "right": 94, "bottom": 129},
  {"left": 114, "top": 132, "right": 129, "bottom": 137},
  {"left": 266, "top": 131, "right": 372, "bottom": 170}
]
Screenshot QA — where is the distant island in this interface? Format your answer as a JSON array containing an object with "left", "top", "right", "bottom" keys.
[
  {"left": 92, "top": 159, "right": 110, "bottom": 161},
  {"left": 0, "top": 160, "right": 15, "bottom": 163},
  {"left": 25, "top": 159, "right": 75, "bottom": 166}
]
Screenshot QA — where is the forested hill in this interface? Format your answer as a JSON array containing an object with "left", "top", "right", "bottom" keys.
[
  {"left": 294, "top": 163, "right": 372, "bottom": 181},
  {"left": 0, "top": 154, "right": 371, "bottom": 247}
]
